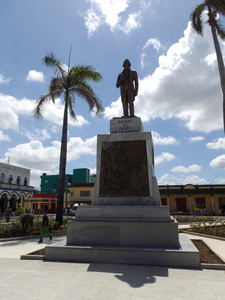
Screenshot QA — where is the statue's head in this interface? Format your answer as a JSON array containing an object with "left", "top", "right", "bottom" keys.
[{"left": 123, "top": 59, "right": 131, "bottom": 68}]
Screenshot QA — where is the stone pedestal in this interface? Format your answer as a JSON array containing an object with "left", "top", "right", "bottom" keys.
[
  {"left": 67, "top": 206, "right": 179, "bottom": 249},
  {"left": 92, "top": 131, "right": 161, "bottom": 206},
  {"left": 45, "top": 117, "right": 200, "bottom": 268}
]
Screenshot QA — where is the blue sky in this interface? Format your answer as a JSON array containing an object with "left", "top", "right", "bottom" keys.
[{"left": 1, "top": 0, "right": 225, "bottom": 189}]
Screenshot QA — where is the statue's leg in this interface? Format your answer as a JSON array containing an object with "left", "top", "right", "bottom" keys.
[
  {"left": 122, "top": 101, "right": 128, "bottom": 117},
  {"left": 127, "top": 90, "right": 134, "bottom": 116},
  {"left": 129, "top": 100, "right": 134, "bottom": 117}
]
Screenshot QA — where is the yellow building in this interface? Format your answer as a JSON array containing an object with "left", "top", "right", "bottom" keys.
[
  {"left": 68, "top": 183, "right": 225, "bottom": 214},
  {"left": 160, "top": 184, "right": 225, "bottom": 214},
  {"left": 68, "top": 183, "right": 94, "bottom": 206}
]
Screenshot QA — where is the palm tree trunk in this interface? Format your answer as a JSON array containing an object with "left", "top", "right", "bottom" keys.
[
  {"left": 208, "top": 7, "right": 225, "bottom": 133},
  {"left": 56, "top": 96, "right": 68, "bottom": 225}
]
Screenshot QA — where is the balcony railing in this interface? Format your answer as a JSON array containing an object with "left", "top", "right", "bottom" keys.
[{"left": 0, "top": 182, "right": 34, "bottom": 192}]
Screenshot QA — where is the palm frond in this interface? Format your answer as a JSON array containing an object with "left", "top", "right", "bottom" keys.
[
  {"left": 190, "top": 3, "right": 206, "bottom": 35},
  {"left": 69, "top": 65, "right": 102, "bottom": 83},
  {"left": 33, "top": 94, "right": 55, "bottom": 119},
  {"left": 67, "top": 94, "right": 76, "bottom": 121},
  {"left": 43, "top": 53, "right": 66, "bottom": 78},
  {"left": 206, "top": 0, "right": 225, "bottom": 16},
  {"left": 71, "top": 87, "right": 103, "bottom": 115},
  {"left": 49, "top": 77, "right": 65, "bottom": 96},
  {"left": 214, "top": 18, "right": 225, "bottom": 39}
]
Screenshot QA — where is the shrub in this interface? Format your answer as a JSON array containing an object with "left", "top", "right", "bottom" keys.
[
  {"left": 189, "top": 220, "right": 225, "bottom": 237},
  {"left": 0, "top": 216, "right": 68, "bottom": 238},
  {"left": 15, "top": 206, "right": 25, "bottom": 216}
]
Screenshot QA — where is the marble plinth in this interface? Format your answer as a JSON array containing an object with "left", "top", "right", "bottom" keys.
[
  {"left": 92, "top": 132, "right": 161, "bottom": 206},
  {"left": 45, "top": 234, "right": 200, "bottom": 268},
  {"left": 66, "top": 206, "right": 179, "bottom": 249}
]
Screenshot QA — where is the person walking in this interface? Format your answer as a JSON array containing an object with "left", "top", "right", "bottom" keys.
[
  {"left": 3, "top": 207, "right": 14, "bottom": 222},
  {"left": 38, "top": 212, "right": 52, "bottom": 243}
]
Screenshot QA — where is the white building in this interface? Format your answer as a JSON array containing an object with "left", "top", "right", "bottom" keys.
[{"left": 0, "top": 162, "right": 34, "bottom": 213}]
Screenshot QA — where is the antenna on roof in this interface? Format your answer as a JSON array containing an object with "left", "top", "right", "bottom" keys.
[{"left": 8, "top": 156, "right": 10, "bottom": 164}]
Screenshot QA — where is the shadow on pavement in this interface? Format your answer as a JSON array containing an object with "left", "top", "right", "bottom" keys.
[{"left": 87, "top": 263, "right": 168, "bottom": 288}]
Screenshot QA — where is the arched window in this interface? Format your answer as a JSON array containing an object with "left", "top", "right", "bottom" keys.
[
  {"left": 0, "top": 173, "right": 5, "bottom": 183},
  {"left": 17, "top": 176, "right": 21, "bottom": 184},
  {"left": 9, "top": 175, "right": 13, "bottom": 184},
  {"left": 24, "top": 177, "right": 28, "bottom": 186}
]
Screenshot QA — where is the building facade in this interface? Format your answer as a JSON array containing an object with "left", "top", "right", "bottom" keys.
[
  {"left": 0, "top": 162, "right": 34, "bottom": 213},
  {"left": 33, "top": 169, "right": 94, "bottom": 212},
  {"left": 160, "top": 184, "right": 225, "bottom": 214},
  {"left": 67, "top": 183, "right": 225, "bottom": 214},
  {"left": 68, "top": 183, "right": 94, "bottom": 206}
]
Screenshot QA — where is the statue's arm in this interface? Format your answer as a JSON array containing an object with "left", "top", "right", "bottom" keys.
[
  {"left": 116, "top": 74, "right": 123, "bottom": 88},
  {"left": 134, "top": 71, "right": 138, "bottom": 96}
]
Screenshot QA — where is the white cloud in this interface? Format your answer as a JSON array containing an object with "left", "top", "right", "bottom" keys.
[
  {"left": 119, "top": 11, "right": 141, "bottom": 35},
  {"left": 89, "top": 167, "right": 97, "bottom": 175},
  {"left": 188, "top": 136, "right": 205, "bottom": 142},
  {"left": 0, "top": 130, "right": 10, "bottom": 142},
  {"left": 180, "top": 175, "right": 207, "bottom": 185},
  {"left": 2, "top": 135, "right": 98, "bottom": 186},
  {"left": 0, "top": 74, "right": 11, "bottom": 84},
  {"left": 26, "top": 70, "right": 44, "bottom": 82},
  {"left": 152, "top": 131, "right": 178, "bottom": 145},
  {"left": 157, "top": 173, "right": 207, "bottom": 185},
  {"left": 215, "top": 177, "right": 225, "bottom": 184},
  {"left": 155, "top": 152, "right": 175, "bottom": 165},
  {"left": 0, "top": 93, "right": 90, "bottom": 136},
  {"left": 143, "top": 38, "right": 162, "bottom": 52},
  {"left": 83, "top": 0, "right": 142, "bottom": 36},
  {"left": 0, "top": 93, "right": 34, "bottom": 130},
  {"left": 171, "top": 164, "right": 202, "bottom": 173},
  {"left": 4, "top": 140, "right": 60, "bottom": 170},
  {"left": 157, "top": 173, "right": 177, "bottom": 185},
  {"left": 105, "top": 15, "right": 225, "bottom": 133},
  {"left": 21, "top": 128, "right": 51, "bottom": 141},
  {"left": 141, "top": 38, "right": 163, "bottom": 68},
  {"left": 37, "top": 98, "right": 90, "bottom": 127},
  {"left": 206, "top": 138, "right": 225, "bottom": 149},
  {"left": 67, "top": 136, "right": 97, "bottom": 161},
  {"left": 210, "top": 154, "right": 225, "bottom": 170},
  {"left": 140, "top": 53, "right": 146, "bottom": 69}
]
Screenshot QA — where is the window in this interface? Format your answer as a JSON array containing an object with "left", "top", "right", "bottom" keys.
[
  {"left": 17, "top": 176, "right": 21, "bottom": 184},
  {"left": 0, "top": 173, "right": 5, "bottom": 183},
  {"left": 9, "top": 175, "right": 13, "bottom": 184},
  {"left": 24, "top": 177, "right": 28, "bottom": 186},
  {"left": 70, "top": 191, "right": 74, "bottom": 197},
  {"left": 80, "top": 191, "right": 91, "bottom": 197}
]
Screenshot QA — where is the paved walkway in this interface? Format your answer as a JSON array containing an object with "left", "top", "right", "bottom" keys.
[{"left": 0, "top": 234, "right": 225, "bottom": 300}]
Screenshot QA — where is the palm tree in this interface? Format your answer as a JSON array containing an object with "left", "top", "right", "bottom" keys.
[
  {"left": 34, "top": 53, "right": 103, "bottom": 225},
  {"left": 190, "top": 0, "right": 225, "bottom": 133}
]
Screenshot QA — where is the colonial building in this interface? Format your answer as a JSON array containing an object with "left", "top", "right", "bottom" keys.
[
  {"left": 31, "top": 166, "right": 225, "bottom": 215},
  {"left": 160, "top": 184, "right": 225, "bottom": 214},
  {"left": 0, "top": 162, "right": 34, "bottom": 213},
  {"left": 67, "top": 183, "right": 225, "bottom": 214}
]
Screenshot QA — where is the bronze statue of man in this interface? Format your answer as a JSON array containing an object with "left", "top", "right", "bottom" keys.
[{"left": 116, "top": 59, "right": 138, "bottom": 117}]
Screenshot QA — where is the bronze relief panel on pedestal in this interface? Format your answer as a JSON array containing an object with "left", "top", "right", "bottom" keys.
[{"left": 99, "top": 140, "right": 149, "bottom": 197}]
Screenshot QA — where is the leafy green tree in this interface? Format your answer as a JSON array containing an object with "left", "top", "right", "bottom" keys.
[
  {"left": 34, "top": 53, "right": 103, "bottom": 225},
  {"left": 190, "top": 0, "right": 225, "bottom": 132}
]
